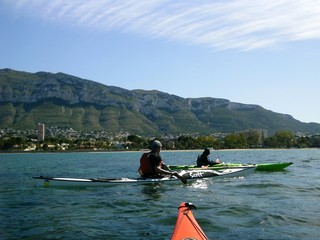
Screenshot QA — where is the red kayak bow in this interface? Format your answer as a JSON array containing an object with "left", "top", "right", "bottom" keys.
[{"left": 171, "top": 202, "right": 209, "bottom": 240}]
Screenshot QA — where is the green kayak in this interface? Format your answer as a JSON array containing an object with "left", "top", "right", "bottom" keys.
[{"left": 169, "top": 162, "right": 293, "bottom": 171}]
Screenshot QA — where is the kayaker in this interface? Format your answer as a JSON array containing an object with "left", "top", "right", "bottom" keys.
[
  {"left": 196, "top": 148, "right": 221, "bottom": 167},
  {"left": 138, "top": 140, "right": 187, "bottom": 184}
]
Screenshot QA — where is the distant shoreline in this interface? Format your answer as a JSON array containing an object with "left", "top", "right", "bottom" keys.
[{"left": 0, "top": 148, "right": 317, "bottom": 154}]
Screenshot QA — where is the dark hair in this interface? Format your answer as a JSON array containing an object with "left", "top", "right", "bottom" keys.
[{"left": 203, "top": 148, "right": 210, "bottom": 155}]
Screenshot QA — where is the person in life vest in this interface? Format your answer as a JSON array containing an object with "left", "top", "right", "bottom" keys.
[
  {"left": 196, "top": 148, "right": 221, "bottom": 167},
  {"left": 138, "top": 140, "right": 187, "bottom": 184}
]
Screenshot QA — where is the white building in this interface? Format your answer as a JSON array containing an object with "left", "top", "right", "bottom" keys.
[{"left": 38, "top": 123, "right": 45, "bottom": 142}]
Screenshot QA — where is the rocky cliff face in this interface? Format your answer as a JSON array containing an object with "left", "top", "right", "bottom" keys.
[
  {"left": 0, "top": 70, "right": 132, "bottom": 105},
  {"left": 0, "top": 68, "right": 318, "bottom": 135},
  {"left": 0, "top": 68, "right": 258, "bottom": 111}
]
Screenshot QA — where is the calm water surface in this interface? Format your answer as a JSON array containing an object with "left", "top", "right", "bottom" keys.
[{"left": 1, "top": 149, "right": 319, "bottom": 240}]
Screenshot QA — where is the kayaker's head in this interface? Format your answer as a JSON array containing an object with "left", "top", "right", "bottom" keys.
[
  {"left": 203, "top": 148, "right": 210, "bottom": 156},
  {"left": 151, "top": 140, "right": 162, "bottom": 153}
]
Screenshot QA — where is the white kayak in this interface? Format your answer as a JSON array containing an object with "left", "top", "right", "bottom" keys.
[{"left": 33, "top": 167, "right": 255, "bottom": 187}]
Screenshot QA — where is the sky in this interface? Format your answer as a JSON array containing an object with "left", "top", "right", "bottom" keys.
[{"left": 1, "top": 0, "right": 320, "bottom": 124}]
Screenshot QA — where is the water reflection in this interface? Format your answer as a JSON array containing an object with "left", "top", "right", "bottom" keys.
[{"left": 141, "top": 183, "right": 163, "bottom": 200}]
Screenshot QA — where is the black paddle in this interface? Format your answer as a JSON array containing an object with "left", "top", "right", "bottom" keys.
[{"left": 173, "top": 172, "right": 187, "bottom": 184}]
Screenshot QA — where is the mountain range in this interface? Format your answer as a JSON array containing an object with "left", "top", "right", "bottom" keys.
[{"left": 1, "top": 68, "right": 320, "bottom": 136}]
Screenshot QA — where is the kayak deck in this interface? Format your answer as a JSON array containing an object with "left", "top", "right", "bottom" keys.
[
  {"left": 171, "top": 202, "right": 208, "bottom": 240},
  {"left": 32, "top": 175, "right": 179, "bottom": 187},
  {"left": 180, "top": 167, "right": 255, "bottom": 179},
  {"left": 254, "top": 162, "right": 293, "bottom": 171},
  {"left": 169, "top": 162, "right": 293, "bottom": 171}
]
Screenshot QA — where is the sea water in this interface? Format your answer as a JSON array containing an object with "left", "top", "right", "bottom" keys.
[{"left": 0, "top": 149, "right": 319, "bottom": 240}]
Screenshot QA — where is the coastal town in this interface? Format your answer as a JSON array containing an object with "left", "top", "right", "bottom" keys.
[{"left": 1, "top": 123, "right": 319, "bottom": 152}]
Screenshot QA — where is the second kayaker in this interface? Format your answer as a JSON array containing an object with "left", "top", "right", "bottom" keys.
[{"left": 196, "top": 148, "right": 221, "bottom": 167}]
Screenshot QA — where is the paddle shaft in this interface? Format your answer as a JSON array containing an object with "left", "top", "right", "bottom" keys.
[{"left": 174, "top": 172, "right": 187, "bottom": 184}]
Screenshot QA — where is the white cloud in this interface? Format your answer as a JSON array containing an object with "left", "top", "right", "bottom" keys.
[{"left": 9, "top": 0, "right": 320, "bottom": 50}]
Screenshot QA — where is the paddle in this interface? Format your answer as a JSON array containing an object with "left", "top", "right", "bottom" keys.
[
  {"left": 161, "top": 164, "right": 187, "bottom": 184},
  {"left": 172, "top": 172, "right": 187, "bottom": 184}
]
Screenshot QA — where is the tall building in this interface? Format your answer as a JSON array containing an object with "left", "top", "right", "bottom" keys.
[{"left": 38, "top": 123, "right": 45, "bottom": 142}]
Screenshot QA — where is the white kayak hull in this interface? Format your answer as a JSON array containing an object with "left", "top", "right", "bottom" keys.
[
  {"left": 181, "top": 166, "right": 256, "bottom": 179},
  {"left": 33, "top": 167, "right": 255, "bottom": 187},
  {"left": 33, "top": 176, "right": 179, "bottom": 187}
]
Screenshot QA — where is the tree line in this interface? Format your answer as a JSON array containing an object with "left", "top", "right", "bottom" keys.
[
  {"left": 1, "top": 130, "right": 319, "bottom": 151},
  {"left": 128, "top": 131, "right": 320, "bottom": 150}
]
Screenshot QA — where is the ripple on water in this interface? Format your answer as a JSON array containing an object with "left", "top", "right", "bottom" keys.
[{"left": 1, "top": 150, "right": 320, "bottom": 240}]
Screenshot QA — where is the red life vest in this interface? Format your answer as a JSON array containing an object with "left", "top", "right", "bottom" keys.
[
  {"left": 138, "top": 152, "right": 165, "bottom": 177},
  {"left": 138, "top": 152, "right": 153, "bottom": 176}
]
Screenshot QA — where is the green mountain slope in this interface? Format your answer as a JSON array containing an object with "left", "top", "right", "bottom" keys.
[{"left": 1, "top": 68, "right": 320, "bottom": 136}]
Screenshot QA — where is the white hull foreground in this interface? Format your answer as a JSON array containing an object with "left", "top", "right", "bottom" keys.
[{"left": 33, "top": 167, "right": 255, "bottom": 187}]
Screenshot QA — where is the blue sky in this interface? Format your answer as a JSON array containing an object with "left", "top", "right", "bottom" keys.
[{"left": 1, "top": 0, "right": 320, "bottom": 124}]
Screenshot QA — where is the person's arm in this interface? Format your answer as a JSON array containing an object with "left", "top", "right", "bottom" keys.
[
  {"left": 207, "top": 157, "right": 214, "bottom": 164},
  {"left": 149, "top": 154, "right": 187, "bottom": 183},
  {"left": 208, "top": 157, "right": 222, "bottom": 165},
  {"left": 161, "top": 163, "right": 170, "bottom": 170},
  {"left": 154, "top": 166, "right": 187, "bottom": 184},
  {"left": 155, "top": 165, "right": 173, "bottom": 175}
]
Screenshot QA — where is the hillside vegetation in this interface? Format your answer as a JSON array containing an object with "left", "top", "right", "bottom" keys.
[{"left": 1, "top": 68, "right": 320, "bottom": 136}]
